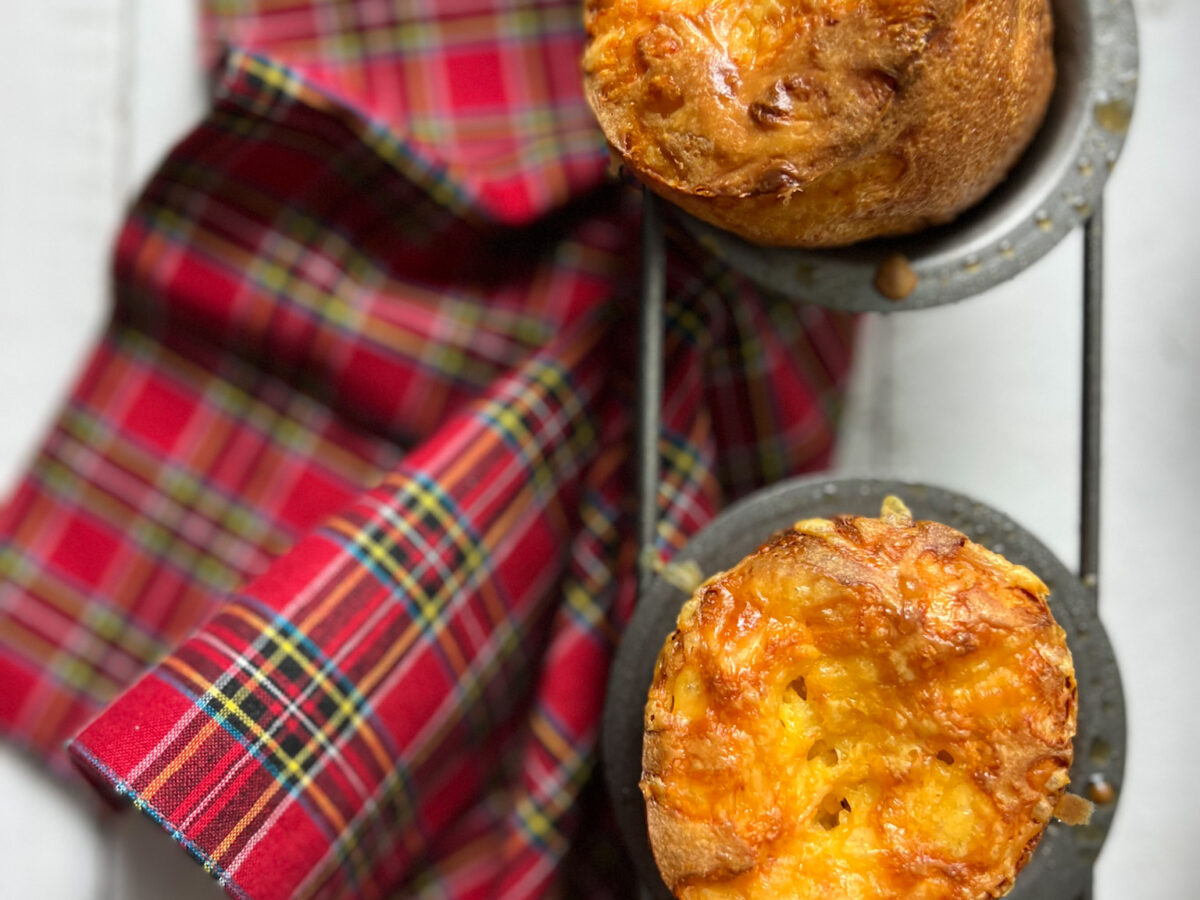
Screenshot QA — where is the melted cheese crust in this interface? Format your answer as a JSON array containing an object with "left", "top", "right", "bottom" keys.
[
  {"left": 583, "top": 0, "right": 1055, "bottom": 247},
  {"left": 641, "top": 513, "right": 1076, "bottom": 899}
]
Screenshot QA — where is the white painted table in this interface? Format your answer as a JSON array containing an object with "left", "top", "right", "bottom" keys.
[{"left": 1, "top": 2, "right": 1196, "bottom": 897}]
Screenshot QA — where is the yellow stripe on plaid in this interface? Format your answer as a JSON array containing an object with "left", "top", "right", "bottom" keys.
[
  {"left": 327, "top": 483, "right": 484, "bottom": 628},
  {"left": 203, "top": 624, "right": 385, "bottom": 877},
  {"left": 0, "top": 545, "right": 166, "bottom": 673},
  {"left": 655, "top": 425, "right": 720, "bottom": 551},
  {"left": 0, "top": 615, "right": 123, "bottom": 700},
  {"left": 156, "top": 615, "right": 388, "bottom": 883},
  {"left": 57, "top": 406, "right": 284, "bottom": 552},
  {"left": 139, "top": 164, "right": 552, "bottom": 388},
  {"left": 224, "top": 604, "right": 394, "bottom": 776},
  {"left": 478, "top": 358, "right": 595, "bottom": 500},
  {"left": 321, "top": 475, "right": 496, "bottom": 726},
  {"left": 288, "top": 454, "right": 597, "bottom": 891},
  {"left": 157, "top": 656, "right": 370, "bottom": 877},
  {"left": 509, "top": 709, "right": 594, "bottom": 854},
  {"left": 561, "top": 581, "right": 609, "bottom": 638},
  {"left": 229, "top": 52, "right": 479, "bottom": 219},
  {"left": 33, "top": 454, "right": 246, "bottom": 595},
  {"left": 115, "top": 326, "right": 397, "bottom": 482}
]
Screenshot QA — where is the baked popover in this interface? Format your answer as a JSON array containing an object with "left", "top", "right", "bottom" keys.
[
  {"left": 640, "top": 498, "right": 1080, "bottom": 898},
  {"left": 583, "top": 0, "right": 1056, "bottom": 247}
]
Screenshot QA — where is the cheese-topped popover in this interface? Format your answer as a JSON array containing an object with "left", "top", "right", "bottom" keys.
[{"left": 641, "top": 498, "right": 1078, "bottom": 898}]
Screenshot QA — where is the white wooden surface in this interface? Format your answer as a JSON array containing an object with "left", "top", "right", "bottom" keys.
[
  {"left": 0, "top": 3, "right": 217, "bottom": 896},
  {"left": 1, "top": 2, "right": 1196, "bottom": 897}
]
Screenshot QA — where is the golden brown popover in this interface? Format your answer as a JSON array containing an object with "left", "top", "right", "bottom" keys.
[
  {"left": 583, "top": 1, "right": 1055, "bottom": 247},
  {"left": 641, "top": 499, "right": 1078, "bottom": 898}
]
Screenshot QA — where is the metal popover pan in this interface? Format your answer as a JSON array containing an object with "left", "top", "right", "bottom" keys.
[
  {"left": 670, "top": 0, "right": 1138, "bottom": 312},
  {"left": 603, "top": 477, "right": 1125, "bottom": 900}
]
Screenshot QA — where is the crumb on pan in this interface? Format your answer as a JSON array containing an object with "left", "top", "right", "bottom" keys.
[
  {"left": 874, "top": 253, "right": 919, "bottom": 301},
  {"left": 1053, "top": 793, "right": 1094, "bottom": 826}
]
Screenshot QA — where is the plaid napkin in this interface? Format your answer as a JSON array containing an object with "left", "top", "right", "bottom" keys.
[{"left": 0, "top": 2, "right": 854, "bottom": 897}]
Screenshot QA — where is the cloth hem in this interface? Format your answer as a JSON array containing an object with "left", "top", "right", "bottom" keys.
[{"left": 68, "top": 741, "right": 253, "bottom": 900}]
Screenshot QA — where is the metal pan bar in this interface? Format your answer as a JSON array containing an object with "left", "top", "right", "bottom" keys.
[
  {"left": 1076, "top": 203, "right": 1105, "bottom": 900},
  {"left": 636, "top": 189, "right": 666, "bottom": 593},
  {"left": 1080, "top": 201, "right": 1103, "bottom": 611}
]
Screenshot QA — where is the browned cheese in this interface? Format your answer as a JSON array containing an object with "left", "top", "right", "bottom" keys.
[{"left": 641, "top": 500, "right": 1077, "bottom": 898}]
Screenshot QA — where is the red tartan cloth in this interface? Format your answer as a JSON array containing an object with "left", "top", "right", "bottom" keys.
[{"left": 0, "top": 3, "right": 855, "bottom": 898}]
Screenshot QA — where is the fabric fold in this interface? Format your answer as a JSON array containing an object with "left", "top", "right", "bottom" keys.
[
  {"left": 0, "top": 318, "right": 404, "bottom": 773},
  {"left": 70, "top": 311, "right": 613, "bottom": 899},
  {"left": 200, "top": 0, "right": 610, "bottom": 224}
]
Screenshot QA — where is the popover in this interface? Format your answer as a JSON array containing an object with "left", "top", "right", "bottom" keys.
[
  {"left": 583, "top": 1, "right": 1056, "bottom": 247},
  {"left": 640, "top": 498, "right": 1079, "bottom": 898}
]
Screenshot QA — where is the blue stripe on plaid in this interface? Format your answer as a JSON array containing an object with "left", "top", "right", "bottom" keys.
[
  {"left": 655, "top": 425, "right": 719, "bottom": 553},
  {"left": 558, "top": 499, "right": 623, "bottom": 638},
  {"left": 129, "top": 128, "right": 570, "bottom": 402},
  {"left": 70, "top": 743, "right": 254, "bottom": 900},
  {"left": 333, "top": 473, "right": 511, "bottom": 745},
  {"left": 225, "top": 51, "right": 482, "bottom": 218},
  {"left": 153, "top": 666, "right": 340, "bottom": 839},
  {"left": 338, "top": 470, "right": 487, "bottom": 615},
  {"left": 41, "top": 5, "right": 858, "bottom": 895},
  {"left": 165, "top": 597, "right": 409, "bottom": 803},
  {"left": 506, "top": 707, "right": 599, "bottom": 861},
  {"left": 160, "top": 604, "right": 420, "bottom": 891},
  {"left": 476, "top": 358, "right": 597, "bottom": 502}
]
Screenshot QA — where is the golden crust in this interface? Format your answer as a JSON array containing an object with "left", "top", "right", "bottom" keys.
[
  {"left": 583, "top": 0, "right": 1055, "bottom": 247},
  {"left": 640, "top": 507, "right": 1077, "bottom": 899}
]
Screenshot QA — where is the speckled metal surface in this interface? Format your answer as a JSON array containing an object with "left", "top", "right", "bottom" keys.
[
  {"left": 673, "top": 0, "right": 1139, "bottom": 312},
  {"left": 603, "top": 477, "right": 1126, "bottom": 900}
]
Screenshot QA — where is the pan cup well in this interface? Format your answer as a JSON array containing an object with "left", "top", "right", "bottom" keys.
[
  {"left": 670, "top": 0, "right": 1139, "bottom": 312},
  {"left": 602, "top": 477, "right": 1125, "bottom": 900}
]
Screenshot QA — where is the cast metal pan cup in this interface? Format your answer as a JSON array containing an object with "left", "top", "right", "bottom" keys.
[
  {"left": 671, "top": 0, "right": 1139, "bottom": 312},
  {"left": 602, "top": 477, "right": 1125, "bottom": 900}
]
